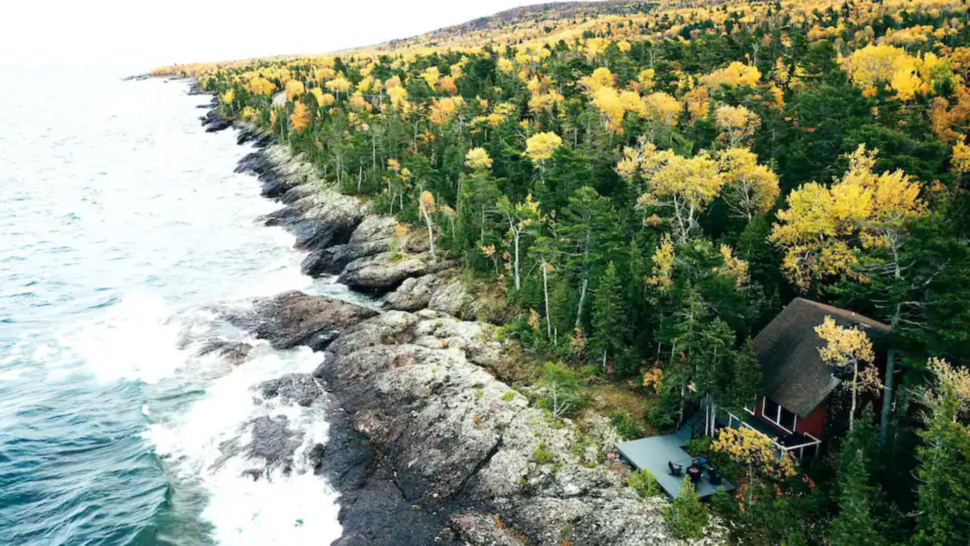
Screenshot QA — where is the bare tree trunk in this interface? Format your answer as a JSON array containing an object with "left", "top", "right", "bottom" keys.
[
  {"left": 575, "top": 277, "right": 588, "bottom": 328},
  {"left": 850, "top": 363, "right": 859, "bottom": 431},
  {"left": 542, "top": 261, "right": 552, "bottom": 339}
]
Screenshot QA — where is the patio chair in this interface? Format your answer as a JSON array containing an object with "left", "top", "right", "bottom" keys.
[
  {"left": 707, "top": 468, "right": 723, "bottom": 485},
  {"left": 668, "top": 461, "right": 683, "bottom": 476}
]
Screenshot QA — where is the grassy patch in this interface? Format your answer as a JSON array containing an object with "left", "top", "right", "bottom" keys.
[{"left": 587, "top": 382, "right": 658, "bottom": 437}]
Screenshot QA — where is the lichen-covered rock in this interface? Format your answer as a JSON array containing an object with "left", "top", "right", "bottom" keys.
[
  {"left": 315, "top": 309, "right": 723, "bottom": 545},
  {"left": 280, "top": 183, "right": 318, "bottom": 205},
  {"left": 428, "top": 278, "right": 475, "bottom": 318},
  {"left": 447, "top": 513, "right": 527, "bottom": 546},
  {"left": 383, "top": 274, "right": 440, "bottom": 311},
  {"left": 301, "top": 239, "right": 391, "bottom": 277},
  {"left": 337, "top": 252, "right": 451, "bottom": 292},
  {"left": 349, "top": 215, "right": 398, "bottom": 244}
]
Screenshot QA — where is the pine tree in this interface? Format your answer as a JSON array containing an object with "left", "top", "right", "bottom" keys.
[
  {"left": 589, "top": 261, "right": 626, "bottom": 370},
  {"left": 829, "top": 449, "right": 886, "bottom": 546},
  {"left": 665, "top": 479, "right": 708, "bottom": 539},
  {"left": 913, "top": 359, "right": 970, "bottom": 546}
]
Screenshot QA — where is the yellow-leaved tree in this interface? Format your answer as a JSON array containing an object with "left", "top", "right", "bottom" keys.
[
  {"left": 290, "top": 102, "right": 310, "bottom": 133},
  {"left": 636, "top": 151, "right": 724, "bottom": 243},
  {"left": 771, "top": 145, "right": 923, "bottom": 293},
  {"left": 285, "top": 80, "right": 305, "bottom": 101},
  {"left": 591, "top": 87, "right": 626, "bottom": 133},
  {"left": 717, "top": 148, "right": 780, "bottom": 219},
  {"left": 815, "top": 315, "right": 881, "bottom": 430},
  {"left": 712, "top": 426, "right": 797, "bottom": 510},
  {"left": 714, "top": 105, "right": 761, "bottom": 148},
  {"left": 465, "top": 148, "right": 493, "bottom": 171},
  {"left": 524, "top": 132, "right": 563, "bottom": 168}
]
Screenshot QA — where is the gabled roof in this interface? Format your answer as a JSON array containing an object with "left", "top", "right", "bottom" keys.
[{"left": 753, "top": 298, "right": 890, "bottom": 419}]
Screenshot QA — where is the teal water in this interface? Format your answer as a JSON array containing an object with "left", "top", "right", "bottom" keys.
[{"left": 0, "top": 69, "right": 346, "bottom": 545}]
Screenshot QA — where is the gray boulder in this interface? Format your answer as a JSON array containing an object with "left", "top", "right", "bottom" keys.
[
  {"left": 428, "top": 278, "right": 475, "bottom": 319},
  {"left": 280, "top": 184, "right": 318, "bottom": 205},
  {"left": 383, "top": 274, "right": 440, "bottom": 311},
  {"left": 259, "top": 373, "right": 322, "bottom": 407},
  {"left": 245, "top": 415, "right": 304, "bottom": 477},
  {"left": 301, "top": 238, "right": 391, "bottom": 277},
  {"left": 337, "top": 252, "right": 451, "bottom": 292},
  {"left": 349, "top": 215, "right": 398, "bottom": 244}
]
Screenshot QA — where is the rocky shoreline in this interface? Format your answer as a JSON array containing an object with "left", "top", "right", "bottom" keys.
[{"left": 194, "top": 87, "right": 723, "bottom": 545}]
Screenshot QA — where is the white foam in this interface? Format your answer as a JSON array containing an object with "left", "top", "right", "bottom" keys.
[
  {"left": 144, "top": 343, "right": 343, "bottom": 546},
  {"left": 58, "top": 293, "right": 186, "bottom": 384}
]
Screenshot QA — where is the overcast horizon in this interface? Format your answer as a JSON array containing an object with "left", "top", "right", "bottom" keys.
[{"left": 3, "top": 0, "right": 607, "bottom": 69}]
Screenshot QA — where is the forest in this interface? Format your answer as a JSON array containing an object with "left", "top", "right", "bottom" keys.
[{"left": 153, "top": 0, "right": 970, "bottom": 543}]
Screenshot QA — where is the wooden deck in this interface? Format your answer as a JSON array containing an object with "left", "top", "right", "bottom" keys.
[{"left": 616, "top": 419, "right": 735, "bottom": 500}]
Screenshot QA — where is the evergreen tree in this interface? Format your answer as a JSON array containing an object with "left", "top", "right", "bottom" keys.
[
  {"left": 665, "top": 479, "right": 708, "bottom": 539},
  {"left": 913, "top": 360, "right": 970, "bottom": 546},
  {"left": 589, "top": 261, "right": 626, "bottom": 369},
  {"left": 830, "top": 449, "right": 883, "bottom": 546}
]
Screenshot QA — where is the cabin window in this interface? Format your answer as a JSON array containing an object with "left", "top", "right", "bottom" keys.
[
  {"left": 762, "top": 397, "right": 797, "bottom": 432},
  {"left": 778, "top": 407, "right": 797, "bottom": 431},
  {"left": 763, "top": 398, "right": 779, "bottom": 420}
]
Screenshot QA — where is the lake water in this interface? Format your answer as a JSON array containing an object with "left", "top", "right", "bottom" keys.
[{"left": 0, "top": 68, "right": 349, "bottom": 545}]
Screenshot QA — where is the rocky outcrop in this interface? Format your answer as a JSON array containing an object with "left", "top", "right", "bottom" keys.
[
  {"left": 383, "top": 274, "right": 441, "bottom": 311},
  {"left": 302, "top": 239, "right": 391, "bottom": 277},
  {"left": 245, "top": 415, "right": 305, "bottom": 476},
  {"left": 230, "top": 291, "right": 378, "bottom": 350},
  {"left": 338, "top": 253, "right": 453, "bottom": 292},
  {"left": 200, "top": 109, "right": 232, "bottom": 132},
  {"left": 301, "top": 215, "right": 397, "bottom": 277},
  {"left": 212, "top": 116, "right": 723, "bottom": 546},
  {"left": 269, "top": 306, "right": 720, "bottom": 545},
  {"left": 428, "top": 278, "right": 476, "bottom": 319},
  {"left": 196, "top": 340, "right": 252, "bottom": 365},
  {"left": 259, "top": 373, "right": 323, "bottom": 407}
]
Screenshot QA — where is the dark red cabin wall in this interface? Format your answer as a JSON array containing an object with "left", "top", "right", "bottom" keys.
[{"left": 795, "top": 406, "right": 826, "bottom": 438}]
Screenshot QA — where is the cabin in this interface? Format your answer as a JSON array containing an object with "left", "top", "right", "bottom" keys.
[
  {"left": 720, "top": 298, "right": 891, "bottom": 460},
  {"left": 616, "top": 298, "right": 891, "bottom": 498}
]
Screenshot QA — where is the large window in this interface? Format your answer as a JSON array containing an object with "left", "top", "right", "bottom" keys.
[{"left": 762, "top": 397, "right": 797, "bottom": 432}]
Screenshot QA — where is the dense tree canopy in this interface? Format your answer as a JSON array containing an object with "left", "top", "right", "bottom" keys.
[{"left": 153, "top": 0, "right": 970, "bottom": 543}]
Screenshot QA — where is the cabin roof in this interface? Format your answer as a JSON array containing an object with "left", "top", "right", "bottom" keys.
[{"left": 753, "top": 298, "right": 890, "bottom": 419}]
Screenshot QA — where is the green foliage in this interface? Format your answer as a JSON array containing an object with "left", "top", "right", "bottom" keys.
[
  {"left": 683, "top": 437, "right": 712, "bottom": 457},
  {"left": 610, "top": 409, "right": 644, "bottom": 440},
  {"left": 533, "top": 442, "right": 555, "bottom": 465},
  {"left": 538, "top": 362, "right": 588, "bottom": 419},
  {"left": 500, "top": 391, "right": 516, "bottom": 401},
  {"left": 627, "top": 468, "right": 662, "bottom": 498},
  {"left": 589, "top": 261, "right": 628, "bottom": 373},
  {"left": 913, "top": 372, "right": 970, "bottom": 546},
  {"left": 665, "top": 479, "right": 708, "bottom": 539}
]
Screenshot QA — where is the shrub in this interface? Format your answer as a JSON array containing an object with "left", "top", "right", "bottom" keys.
[
  {"left": 665, "top": 479, "right": 709, "bottom": 539},
  {"left": 628, "top": 468, "right": 662, "bottom": 498},
  {"left": 684, "top": 436, "right": 712, "bottom": 457},
  {"left": 533, "top": 442, "right": 555, "bottom": 464},
  {"left": 538, "top": 363, "right": 588, "bottom": 418},
  {"left": 611, "top": 409, "right": 645, "bottom": 440}
]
